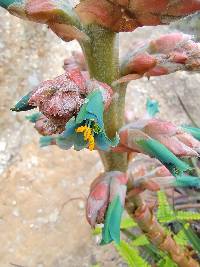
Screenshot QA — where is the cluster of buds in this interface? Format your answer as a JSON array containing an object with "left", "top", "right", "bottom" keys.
[{"left": 118, "top": 32, "right": 200, "bottom": 84}]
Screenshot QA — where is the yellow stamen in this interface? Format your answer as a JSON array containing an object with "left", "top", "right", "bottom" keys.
[
  {"left": 76, "top": 125, "right": 86, "bottom": 133},
  {"left": 88, "top": 135, "right": 95, "bottom": 151},
  {"left": 76, "top": 124, "right": 95, "bottom": 151},
  {"left": 84, "top": 127, "right": 92, "bottom": 141}
]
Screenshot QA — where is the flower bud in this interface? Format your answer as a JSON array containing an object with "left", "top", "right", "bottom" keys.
[{"left": 86, "top": 171, "right": 127, "bottom": 244}]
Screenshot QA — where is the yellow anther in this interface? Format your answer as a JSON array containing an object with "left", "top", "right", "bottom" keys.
[
  {"left": 76, "top": 124, "right": 95, "bottom": 151},
  {"left": 76, "top": 125, "right": 86, "bottom": 133},
  {"left": 88, "top": 135, "right": 95, "bottom": 151},
  {"left": 84, "top": 127, "right": 92, "bottom": 141}
]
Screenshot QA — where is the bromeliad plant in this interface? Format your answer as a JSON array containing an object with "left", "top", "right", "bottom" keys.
[{"left": 1, "top": 1, "right": 200, "bottom": 266}]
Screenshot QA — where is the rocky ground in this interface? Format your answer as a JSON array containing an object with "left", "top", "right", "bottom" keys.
[{"left": 0, "top": 9, "right": 200, "bottom": 267}]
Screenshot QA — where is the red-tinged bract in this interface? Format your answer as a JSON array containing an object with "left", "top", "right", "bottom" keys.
[
  {"left": 120, "top": 33, "right": 200, "bottom": 81},
  {"left": 118, "top": 118, "right": 200, "bottom": 157},
  {"left": 86, "top": 171, "right": 127, "bottom": 227},
  {"left": 27, "top": 69, "right": 113, "bottom": 135}
]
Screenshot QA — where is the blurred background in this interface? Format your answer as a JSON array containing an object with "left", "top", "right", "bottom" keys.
[{"left": 0, "top": 8, "right": 200, "bottom": 267}]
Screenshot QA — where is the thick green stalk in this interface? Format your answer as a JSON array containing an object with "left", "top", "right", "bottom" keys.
[{"left": 81, "top": 25, "right": 127, "bottom": 172}]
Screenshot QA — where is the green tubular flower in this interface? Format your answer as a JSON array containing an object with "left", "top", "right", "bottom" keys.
[
  {"left": 181, "top": 125, "right": 200, "bottom": 141},
  {"left": 0, "top": 0, "right": 15, "bottom": 8},
  {"left": 136, "top": 138, "right": 191, "bottom": 176},
  {"left": 40, "top": 90, "right": 119, "bottom": 151}
]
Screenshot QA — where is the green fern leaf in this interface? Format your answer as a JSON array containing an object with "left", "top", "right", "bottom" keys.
[
  {"left": 131, "top": 234, "right": 149, "bottom": 247},
  {"left": 158, "top": 256, "right": 178, "bottom": 267},
  {"left": 181, "top": 223, "right": 200, "bottom": 254},
  {"left": 174, "top": 226, "right": 189, "bottom": 247},
  {"left": 157, "top": 191, "right": 200, "bottom": 223},
  {"left": 120, "top": 217, "right": 137, "bottom": 229},
  {"left": 176, "top": 211, "right": 200, "bottom": 221},
  {"left": 157, "top": 191, "right": 175, "bottom": 223},
  {"left": 115, "top": 241, "right": 151, "bottom": 267}
]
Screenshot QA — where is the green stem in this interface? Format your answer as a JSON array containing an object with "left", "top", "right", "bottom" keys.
[{"left": 80, "top": 25, "right": 127, "bottom": 172}]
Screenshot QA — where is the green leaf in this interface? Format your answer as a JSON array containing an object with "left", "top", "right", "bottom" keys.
[
  {"left": 146, "top": 98, "right": 159, "bottom": 117},
  {"left": 137, "top": 138, "right": 191, "bottom": 175},
  {"left": 181, "top": 223, "right": 200, "bottom": 254},
  {"left": 174, "top": 227, "right": 189, "bottom": 247},
  {"left": 157, "top": 191, "right": 175, "bottom": 223},
  {"left": 176, "top": 211, "right": 200, "bottom": 221},
  {"left": 158, "top": 256, "right": 178, "bottom": 267},
  {"left": 11, "top": 91, "right": 35, "bottom": 112},
  {"left": 157, "top": 191, "right": 200, "bottom": 223},
  {"left": 101, "top": 196, "right": 123, "bottom": 245},
  {"left": 115, "top": 241, "right": 151, "bottom": 267},
  {"left": 120, "top": 217, "right": 137, "bottom": 229},
  {"left": 131, "top": 235, "right": 149, "bottom": 247}
]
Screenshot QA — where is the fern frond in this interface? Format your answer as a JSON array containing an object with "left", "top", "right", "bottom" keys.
[
  {"left": 176, "top": 211, "right": 200, "bottom": 221},
  {"left": 115, "top": 241, "right": 151, "bottom": 267},
  {"left": 131, "top": 234, "right": 149, "bottom": 247},
  {"left": 120, "top": 217, "right": 137, "bottom": 229},
  {"left": 158, "top": 256, "right": 178, "bottom": 267},
  {"left": 181, "top": 223, "right": 200, "bottom": 254},
  {"left": 157, "top": 191, "right": 174, "bottom": 223},
  {"left": 157, "top": 191, "right": 200, "bottom": 223},
  {"left": 174, "top": 227, "right": 189, "bottom": 247}
]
